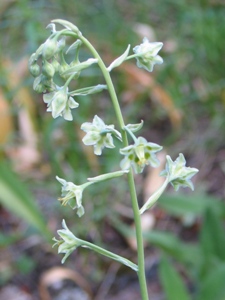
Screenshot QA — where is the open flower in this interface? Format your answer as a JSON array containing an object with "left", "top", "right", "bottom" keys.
[
  {"left": 160, "top": 153, "right": 199, "bottom": 191},
  {"left": 120, "top": 137, "right": 162, "bottom": 174},
  {"left": 43, "top": 86, "right": 79, "bottom": 120},
  {"left": 81, "top": 115, "right": 121, "bottom": 155},
  {"left": 133, "top": 38, "right": 163, "bottom": 72},
  {"left": 56, "top": 176, "right": 92, "bottom": 217},
  {"left": 53, "top": 219, "right": 82, "bottom": 263},
  {"left": 53, "top": 219, "right": 138, "bottom": 270}
]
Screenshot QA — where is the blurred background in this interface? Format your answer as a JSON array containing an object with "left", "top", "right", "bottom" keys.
[{"left": 0, "top": 0, "right": 225, "bottom": 299}]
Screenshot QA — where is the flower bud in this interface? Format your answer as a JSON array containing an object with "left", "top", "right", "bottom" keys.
[
  {"left": 42, "top": 60, "right": 55, "bottom": 78},
  {"left": 51, "top": 58, "right": 60, "bottom": 72},
  {"left": 29, "top": 62, "right": 40, "bottom": 77},
  {"left": 33, "top": 76, "right": 45, "bottom": 93},
  {"left": 59, "top": 62, "right": 70, "bottom": 79},
  {"left": 42, "top": 76, "right": 56, "bottom": 92},
  {"left": 28, "top": 53, "right": 37, "bottom": 66},
  {"left": 42, "top": 37, "right": 58, "bottom": 60}
]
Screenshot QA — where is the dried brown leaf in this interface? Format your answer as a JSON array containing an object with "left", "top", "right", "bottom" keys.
[{"left": 39, "top": 267, "right": 93, "bottom": 300}]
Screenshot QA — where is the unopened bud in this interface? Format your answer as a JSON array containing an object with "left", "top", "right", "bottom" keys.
[
  {"left": 33, "top": 76, "right": 45, "bottom": 93},
  {"left": 59, "top": 62, "right": 70, "bottom": 79},
  {"left": 29, "top": 62, "right": 40, "bottom": 77},
  {"left": 41, "top": 76, "right": 55, "bottom": 91},
  {"left": 42, "top": 37, "right": 58, "bottom": 60},
  {"left": 42, "top": 60, "right": 55, "bottom": 78},
  {"left": 51, "top": 58, "right": 60, "bottom": 72}
]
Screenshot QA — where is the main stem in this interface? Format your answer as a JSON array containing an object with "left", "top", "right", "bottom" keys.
[{"left": 80, "top": 35, "right": 149, "bottom": 300}]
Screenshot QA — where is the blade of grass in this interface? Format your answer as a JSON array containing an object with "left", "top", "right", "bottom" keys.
[
  {"left": 0, "top": 161, "right": 51, "bottom": 240},
  {"left": 159, "top": 255, "right": 191, "bottom": 300}
]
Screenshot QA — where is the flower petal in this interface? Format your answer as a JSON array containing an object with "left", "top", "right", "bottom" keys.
[
  {"left": 62, "top": 104, "right": 73, "bottom": 121},
  {"left": 94, "top": 143, "right": 103, "bottom": 155},
  {"left": 68, "top": 97, "right": 79, "bottom": 109},
  {"left": 120, "top": 157, "right": 131, "bottom": 170},
  {"left": 82, "top": 132, "right": 101, "bottom": 145},
  {"left": 103, "top": 133, "right": 115, "bottom": 148}
]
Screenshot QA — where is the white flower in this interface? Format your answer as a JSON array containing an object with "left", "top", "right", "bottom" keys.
[
  {"left": 43, "top": 86, "right": 79, "bottom": 121},
  {"left": 120, "top": 137, "right": 162, "bottom": 174},
  {"left": 133, "top": 38, "right": 163, "bottom": 72},
  {"left": 53, "top": 220, "right": 82, "bottom": 263},
  {"left": 81, "top": 115, "right": 121, "bottom": 155},
  {"left": 56, "top": 176, "right": 92, "bottom": 217},
  {"left": 160, "top": 153, "right": 199, "bottom": 191}
]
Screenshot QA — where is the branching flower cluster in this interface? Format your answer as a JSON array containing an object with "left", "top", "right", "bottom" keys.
[{"left": 29, "top": 19, "right": 199, "bottom": 300}]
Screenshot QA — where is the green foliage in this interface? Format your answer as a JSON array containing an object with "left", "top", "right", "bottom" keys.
[
  {"left": 147, "top": 195, "right": 225, "bottom": 300},
  {"left": 15, "top": 254, "right": 36, "bottom": 275},
  {"left": 0, "top": 1, "right": 224, "bottom": 298},
  {"left": 200, "top": 207, "right": 225, "bottom": 262},
  {"left": 196, "top": 264, "right": 225, "bottom": 300},
  {"left": 0, "top": 162, "right": 51, "bottom": 239},
  {"left": 112, "top": 192, "right": 225, "bottom": 299},
  {"left": 158, "top": 193, "right": 225, "bottom": 218},
  {"left": 159, "top": 256, "right": 190, "bottom": 300}
]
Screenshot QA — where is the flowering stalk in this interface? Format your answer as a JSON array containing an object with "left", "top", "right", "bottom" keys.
[
  {"left": 76, "top": 30, "right": 150, "bottom": 300},
  {"left": 29, "top": 19, "right": 199, "bottom": 300}
]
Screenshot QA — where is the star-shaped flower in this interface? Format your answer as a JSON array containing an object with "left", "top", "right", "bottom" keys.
[
  {"left": 160, "top": 153, "right": 199, "bottom": 191},
  {"left": 120, "top": 137, "right": 162, "bottom": 174},
  {"left": 43, "top": 86, "right": 79, "bottom": 121},
  {"left": 53, "top": 219, "right": 82, "bottom": 263},
  {"left": 133, "top": 38, "right": 163, "bottom": 72},
  {"left": 56, "top": 176, "right": 92, "bottom": 217},
  {"left": 81, "top": 115, "right": 121, "bottom": 155}
]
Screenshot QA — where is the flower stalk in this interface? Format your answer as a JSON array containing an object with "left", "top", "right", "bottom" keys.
[
  {"left": 78, "top": 34, "right": 150, "bottom": 299},
  {"left": 29, "top": 20, "right": 199, "bottom": 300}
]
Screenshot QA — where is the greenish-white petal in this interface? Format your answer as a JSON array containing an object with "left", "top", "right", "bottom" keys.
[
  {"left": 82, "top": 132, "right": 101, "bottom": 145},
  {"left": 104, "top": 133, "right": 115, "bottom": 148},
  {"left": 62, "top": 105, "right": 73, "bottom": 121},
  {"left": 120, "top": 157, "right": 131, "bottom": 170},
  {"left": 94, "top": 143, "right": 103, "bottom": 155}
]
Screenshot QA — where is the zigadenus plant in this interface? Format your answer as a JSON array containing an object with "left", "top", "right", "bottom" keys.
[{"left": 29, "top": 19, "right": 198, "bottom": 299}]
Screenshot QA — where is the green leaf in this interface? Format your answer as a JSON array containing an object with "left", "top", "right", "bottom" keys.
[
  {"left": 159, "top": 256, "right": 191, "bottom": 300},
  {"left": 144, "top": 230, "right": 201, "bottom": 265},
  {"left": 111, "top": 215, "right": 201, "bottom": 266},
  {"left": 0, "top": 232, "right": 21, "bottom": 246},
  {"left": 200, "top": 207, "right": 225, "bottom": 261},
  {"left": 196, "top": 263, "right": 225, "bottom": 300},
  {"left": 158, "top": 193, "right": 225, "bottom": 218},
  {"left": 0, "top": 162, "right": 51, "bottom": 239}
]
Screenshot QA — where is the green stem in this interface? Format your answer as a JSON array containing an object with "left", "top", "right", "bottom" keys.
[
  {"left": 80, "top": 35, "right": 149, "bottom": 300},
  {"left": 81, "top": 240, "right": 138, "bottom": 271},
  {"left": 124, "top": 126, "right": 138, "bottom": 143}
]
